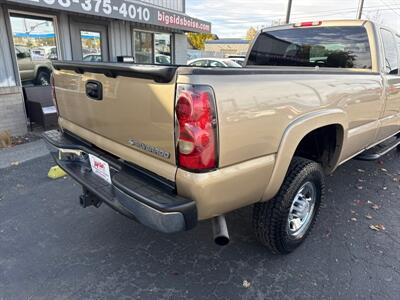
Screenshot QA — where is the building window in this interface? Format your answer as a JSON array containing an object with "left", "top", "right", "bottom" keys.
[
  {"left": 81, "top": 31, "right": 102, "bottom": 62},
  {"left": 134, "top": 31, "right": 172, "bottom": 64},
  {"left": 155, "top": 33, "right": 171, "bottom": 65},
  {"left": 134, "top": 31, "right": 153, "bottom": 64},
  {"left": 10, "top": 13, "right": 59, "bottom": 86}
]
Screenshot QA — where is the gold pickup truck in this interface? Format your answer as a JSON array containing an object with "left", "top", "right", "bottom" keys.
[{"left": 43, "top": 20, "right": 400, "bottom": 254}]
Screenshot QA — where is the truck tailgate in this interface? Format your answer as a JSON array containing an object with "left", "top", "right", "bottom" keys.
[{"left": 52, "top": 62, "right": 178, "bottom": 181}]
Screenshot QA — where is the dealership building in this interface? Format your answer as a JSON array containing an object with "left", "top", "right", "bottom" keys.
[
  {"left": 205, "top": 38, "right": 250, "bottom": 57},
  {"left": 0, "top": 0, "right": 211, "bottom": 136}
]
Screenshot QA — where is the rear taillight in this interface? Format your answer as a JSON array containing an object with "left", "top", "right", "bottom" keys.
[
  {"left": 175, "top": 84, "right": 218, "bottom": 171},
  {"left": 50, "top": 73, "right": 59, "bottom": 115}
]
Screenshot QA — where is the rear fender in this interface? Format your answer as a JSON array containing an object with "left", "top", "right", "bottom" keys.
[{"left": 261, "top": 109, "right": 348, "bottom": 201}]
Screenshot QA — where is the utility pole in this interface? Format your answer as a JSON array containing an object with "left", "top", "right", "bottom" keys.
[
  {"left": 357, "top": 0, "right": 365, "bottom": 19},
  {"left": 285, "top": 0, "right": 293, "bottom": 24}
]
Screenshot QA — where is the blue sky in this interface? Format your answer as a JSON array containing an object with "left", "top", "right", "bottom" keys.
[{"left": 187, "top": 0, "right": 400, "bottom": 38}]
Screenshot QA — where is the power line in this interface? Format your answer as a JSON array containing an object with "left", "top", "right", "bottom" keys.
[
  {"left": 291, "top": 7, "right": 400, "bottom": 20},
  {"left": 288, "top": 5, "right": 400, "bottom": 19},
  {"left": 378, "top": 0, "right": 400, "bottom": 17},
  {"left": 386, "top": 0, "right": 400, "bottom": 8},
  {"left": 199, "top": 3, "right": 400, "bottom": 24}
]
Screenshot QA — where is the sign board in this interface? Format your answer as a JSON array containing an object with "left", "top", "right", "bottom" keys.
[{"left": 7, "top": 0, "right": 212, "bottom": 33}]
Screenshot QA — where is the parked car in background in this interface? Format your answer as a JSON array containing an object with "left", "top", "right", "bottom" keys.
[
  {"left": 15, "top": 46, "right": 53, "bottom": 86},
  {"left": 83, "top": 54, "right": 102, "bottom": 62},
  {"left": 32, "top": 46, "right": 58, "bottom": 60},
  {"left": 188, "top": 58, "right": 242, "bottom": 67},
  {"left": 155, "top": 54, "right": 171, "bottom": 64},
  {"left": 227, "top": 55, "right": 246, "bottom": 66}
]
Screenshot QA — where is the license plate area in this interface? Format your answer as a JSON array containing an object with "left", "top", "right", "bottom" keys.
[{"left": 89, "top": 154, "right": 112, "bottom": 184}]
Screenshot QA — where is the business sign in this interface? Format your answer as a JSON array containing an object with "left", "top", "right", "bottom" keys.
[{"left": 7, "top": 0, "right": 212, "bottom": 33}]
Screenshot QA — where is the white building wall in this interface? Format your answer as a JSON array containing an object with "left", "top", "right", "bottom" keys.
[
  {"left": 0, "top": 5, "right": 16, "bottom": 88},
  {"left": 110, "top": 20, "right": 132, "bottom": 62},
  {"left": 58, "top": 12, "right": 73, "bottom": 60},
  {"left": 174, "top": 33, "right": 187, "bottom": 64},
  {"left": 139, "top": 0, "right": 185, "bottom": 12}
]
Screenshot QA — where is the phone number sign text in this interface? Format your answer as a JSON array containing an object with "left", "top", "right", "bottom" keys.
[{"left": 8, "top": 0, "right": 211, "bottom": 33}]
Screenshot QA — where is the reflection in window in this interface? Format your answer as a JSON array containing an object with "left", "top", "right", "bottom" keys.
[
  {"left": 135, "top": 31, "right": 153, "bottom": 64},
  {"left": 155, "top": 33, "right": 172, "bottom": 65},
  {"left": 10, "top": 14, "right": 58, "bottom": 86},
  {"left": 381, "top": 29, "right": 399, "bottom": 75},
  {"left": 248, "top": 26, "right": 372, "bottom": 69},
  {"left": 191, "top": 60, "right": 208, "bottom": 67},
  {"left": 81, "top": 31, "right": 102, "bottom": 62},
  {"left": 209, "top": 60, "right": 224, "bottom": 67}
]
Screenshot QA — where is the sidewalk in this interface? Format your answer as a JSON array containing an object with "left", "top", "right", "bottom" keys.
[{"left": 0, "top": 139, "right": 49, "bottom": 169}]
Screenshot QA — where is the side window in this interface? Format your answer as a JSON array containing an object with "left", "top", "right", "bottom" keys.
[
  {"left": 381, "top": 29, "right": 399, "bottom": 75},
  {"left": 209, "top": 60, "right": 224, "bottom": 67},
  {"left": 192, "top": 60, "right": 207, "bottom": 67}
]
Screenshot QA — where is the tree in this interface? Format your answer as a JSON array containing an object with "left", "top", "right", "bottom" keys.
[
  {"left": 187, "top": 33, "right": 216, "bottom": 50},
  {"left": 246, "top": 27, "right": 257, "bottom": 41}
]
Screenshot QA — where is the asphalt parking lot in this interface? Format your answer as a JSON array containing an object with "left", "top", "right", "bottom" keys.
[{"left": 0, "top": 151, "right": 399, "bottom": 299}]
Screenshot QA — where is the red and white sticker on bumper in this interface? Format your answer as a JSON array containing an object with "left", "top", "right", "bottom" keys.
[{"left": 89, "top": 154, "right": 112, "bottom": 184}]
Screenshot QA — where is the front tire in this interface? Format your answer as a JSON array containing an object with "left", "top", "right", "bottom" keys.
[{"left": 253, "top": 157, "right": 325, "bottom": 254}]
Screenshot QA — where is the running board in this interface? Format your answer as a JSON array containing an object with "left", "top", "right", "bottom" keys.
[{"left": 356, "top": 137, "right": 400, "bottom": 161}]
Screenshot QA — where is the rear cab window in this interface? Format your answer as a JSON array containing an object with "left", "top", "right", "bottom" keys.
[
  {"left": 381, "top": 29, "right": 399, "bottom": 75},
  {"left": 247, "top": 26, "right": 372, "bottom": 70}
]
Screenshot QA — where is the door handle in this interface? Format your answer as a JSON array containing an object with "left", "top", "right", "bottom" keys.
[{"left": 86, "top": 80, "right": 103, "bottom": 101}]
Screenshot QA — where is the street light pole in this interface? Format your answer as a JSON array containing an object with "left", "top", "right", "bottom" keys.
[
  {"left": 357, "top": 0, "right": 365, "bottom": 19},
  {"left": 285, "top": 0, "right": 293, "bottom": 24}
]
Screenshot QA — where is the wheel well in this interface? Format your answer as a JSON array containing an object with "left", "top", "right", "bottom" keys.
[{"left": 294, "top": 124, "right": 344, "bottom": 173}]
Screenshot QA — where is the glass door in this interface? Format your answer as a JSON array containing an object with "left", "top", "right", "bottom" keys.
[
  {"left": 9, "top": 12, "right": 59, "bottom": 86},
  {"left": 134, "top": 31, "right": 153, "bottom": 64},
  {"left": 70, "top": 20, "right": 109, "bottom": 62},
  {"left": 133, "top": 31, "right": 172, "bottom": 65}
]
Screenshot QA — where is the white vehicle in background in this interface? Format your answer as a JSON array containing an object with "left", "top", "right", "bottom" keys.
[
  {"left": 228, "top": 56, "right": 246, "bottom": 66},
  {"left": 188, "top": 58, "right": 242, "bottom": 68},
  {"left": 83, "top": 53, "right": 102, "bottom": 62},
  {"left": 31, "top": 46, "right": 58, "bottom": 60},
  {"left": 31, "top": 48, "right": 46, "bottom": 60},
  {"left": 155, "top": 54, "right": 171, "bottom": 64}
]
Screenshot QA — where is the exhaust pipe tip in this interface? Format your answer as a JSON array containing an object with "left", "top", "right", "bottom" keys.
[
  {"left": 214, "top": 235, "right": 230, "bottom": 246},
  {"left": 212, "top": 215, "right": 230, "bottom": 246}
]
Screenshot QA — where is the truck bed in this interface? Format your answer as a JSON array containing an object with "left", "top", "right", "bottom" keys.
[{"left": 52, "top": 61, "right": 383, "bottom": 181}]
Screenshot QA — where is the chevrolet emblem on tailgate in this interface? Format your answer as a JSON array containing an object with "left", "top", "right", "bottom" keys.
[{"left": 128, "top": 139, "right": 171, "bottom": 159}]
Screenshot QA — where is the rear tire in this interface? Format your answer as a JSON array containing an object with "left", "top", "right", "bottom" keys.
[{"left": 253, "top": 157, "right": 325, "bottom": 254}]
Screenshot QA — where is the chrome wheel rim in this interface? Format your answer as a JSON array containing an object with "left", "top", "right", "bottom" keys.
[{"left": 287, "top": 181, "right": 317, "bottom": 239}]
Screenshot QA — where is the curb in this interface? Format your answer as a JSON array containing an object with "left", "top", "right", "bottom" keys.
[{"left": 0, "top": 139, "right": 50, "bottom": 169}]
